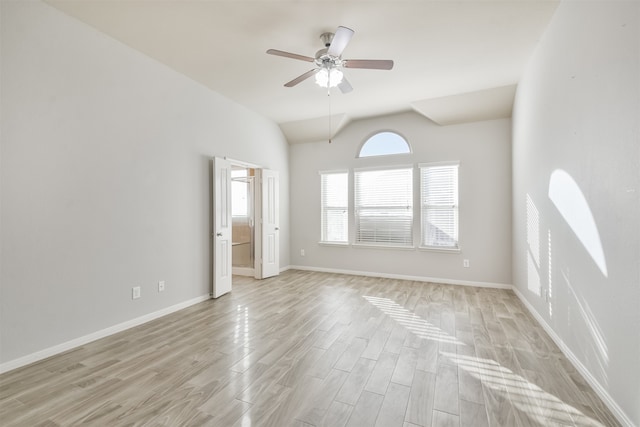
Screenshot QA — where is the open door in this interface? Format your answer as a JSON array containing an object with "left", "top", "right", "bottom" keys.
[
  {"left": 212, "top": 157, "right": 232, "bottom": 298},
  {"left": 256, "top": 169, "right": 280, "bottom": 279}
]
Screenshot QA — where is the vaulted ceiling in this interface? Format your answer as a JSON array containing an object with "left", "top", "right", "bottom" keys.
[{"left": 46, "top": 0, "right": 559, "bottom": 143}]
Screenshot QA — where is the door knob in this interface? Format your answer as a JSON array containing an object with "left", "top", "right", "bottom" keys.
[
  {"left": 216, "top": 232, "right": 222, "bottom": 237},
  {"left": 275, "top": 227, "right": 279, "bottom": 231}
]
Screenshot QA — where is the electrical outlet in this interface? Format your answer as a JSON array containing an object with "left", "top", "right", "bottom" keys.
[
  {"left": 158, "top": 281, "right": 165, "bottom": 292},
  {"left": 300, "top": 249, "right": 305, "bottom": 257},
  {"left": 463, "top": 259, "right": 470, "bottom": 268},
  {"left": 132, "top": 286, "right": 141, "bottom": 300}
]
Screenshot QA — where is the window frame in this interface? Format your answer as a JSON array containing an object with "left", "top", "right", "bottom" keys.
[
  {"left": 419, "top": 161, "right": 460, "bottom": 252},
  {"left": 353, "top": 165, "right": 414, "bottom": 248},
  {"left": 319, "top": 170, "right": 350, "bottom": 245},
  {"left": 357, "top": 130, "right": 412, "bottom": 158}
]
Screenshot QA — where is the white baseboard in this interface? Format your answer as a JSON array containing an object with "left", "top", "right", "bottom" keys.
[
  {"left": 288, "top": 265, "right": 513, "bottom": 289},
  {"left": 0, "top": 294, "right": 211, "bottom": 375},
  {"left": 2, "top": 269, "right": 632, "bottom": 427},
  {"left": 512, "top": 287, "right": 634, "bottom": 427}
]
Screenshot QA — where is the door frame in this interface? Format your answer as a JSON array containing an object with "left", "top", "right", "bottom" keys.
[{"left": 212, "top": 157, "right": 279, "bottom": 298}]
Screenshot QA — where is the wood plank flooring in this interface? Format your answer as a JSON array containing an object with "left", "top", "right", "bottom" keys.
[{"left": 0, "top": 270, "right": 620, "bottom": 426}]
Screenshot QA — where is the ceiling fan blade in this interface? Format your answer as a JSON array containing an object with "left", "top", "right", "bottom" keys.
[
  {"left": 343, "top": 59, "right": 394, "bottom": 70},
  {"left": 327, "top": 26, "right": 354, "bottom": 57},
  {"left": 267, "top": 49, "right": 315, "bottom": 63},
  {"left": 284, "top": 69, "right": 318, "bottom": 87},
  {"left": 338, "top": 77, "right": 353, "bottom": 94}
]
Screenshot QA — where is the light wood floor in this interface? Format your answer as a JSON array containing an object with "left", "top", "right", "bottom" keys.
[{"left": 0, "top": 270, "right": 620, "bottom": 426}]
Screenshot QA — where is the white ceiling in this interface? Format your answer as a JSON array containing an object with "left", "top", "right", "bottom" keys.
[{"left": 46, "top": 0, "right": 559, "bottom": 143}]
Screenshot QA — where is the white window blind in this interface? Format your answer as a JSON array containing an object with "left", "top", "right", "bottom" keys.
[
  {"left": 420, "top": 163, "right": 459, "bottom": 249},
  {"left": 320, "top": 171, "right": 348, "bottom": 243},
  {"left": 355, "top": 167, "right": 413, "bottom": 247}
]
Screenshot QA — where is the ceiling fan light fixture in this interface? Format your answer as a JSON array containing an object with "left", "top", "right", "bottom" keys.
[{"left": 315, "top": 68, "right": 343, "bottom": 88}]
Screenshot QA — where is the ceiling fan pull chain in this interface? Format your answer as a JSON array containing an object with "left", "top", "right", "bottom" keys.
[{"left": 328, "top": 88, "right": 332, "bottom": 144}]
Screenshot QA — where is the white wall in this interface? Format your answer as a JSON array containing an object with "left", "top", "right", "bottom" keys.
[
  {"left": 290, "top": 111, "right": 512, "bottom": 286},
  {"left": 0, "top": 1, "right": 289, "bottom": 365},
  {"left": 512, "top": 1, "right": 639, "bottom": 425}
]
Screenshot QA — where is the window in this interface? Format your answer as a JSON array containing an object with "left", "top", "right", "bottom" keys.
[
  {"left": 420, "top": 163, "right": 459, "bottom": 249},
  {"left": 320, "top": 171, "right": 348, "bottom": 243},
  {"left": 355, "top": 167, "right": 413, "bottom": 247},
  {"left": 358, "top": 131, "right": 411, "bottom": 158},
  {"left": 231, "top": 169, "right": 250, "bottom": 217}
]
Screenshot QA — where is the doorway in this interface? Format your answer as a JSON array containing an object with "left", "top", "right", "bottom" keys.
[
  {"left": 231, "top": 166, "right": 255, "bottom": 276},
  {"left": 212, "top": 157, "right": 280, "bottom": 299}
]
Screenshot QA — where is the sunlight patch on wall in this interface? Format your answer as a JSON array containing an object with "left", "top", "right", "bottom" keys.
[
  {"left": 562, "top": 271, "right": 610, "bottom": 372},
  {"left": 527, "top": 253, "right": 542, "bottom": 297},
  {"left": 549, "top": 170, "right": 608, "bottom": 277},
  {"left": 526, "top": 194, "right": 542, "bottom": 296},
  {"left": 548, "top": 229, "right": 553, "bottom": 318},
  {"left": 527, "top": 194, "right": 541, "bottom": 265}
]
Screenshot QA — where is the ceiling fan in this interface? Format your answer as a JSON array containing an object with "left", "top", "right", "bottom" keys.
[{"left": 267, "top": 26, "right": 394, "bottom": 94}]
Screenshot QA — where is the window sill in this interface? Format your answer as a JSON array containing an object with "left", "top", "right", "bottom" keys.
[
  {"left": 318, "top": 241, "right": 349, "bottom": 247},
  {"left": 352, "top": 243, "right": 415, "bottom": 251},
  {"left": 316, "top": 242, "right": 460, "bottom": 253},
  {"left": 418, "top": 246, "right": 461, "bottom": 254}
]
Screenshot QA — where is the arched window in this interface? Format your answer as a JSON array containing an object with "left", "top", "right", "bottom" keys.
[{"left": 358, "top": 131, "right": 411, "bottom": 158}]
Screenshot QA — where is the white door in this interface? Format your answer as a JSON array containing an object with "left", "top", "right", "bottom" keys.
[
  {"left": 212, "top": 157, "right": 232, "bottom": 298},
  {"left": 257, "top": 169, "right": 280, "bottom": 279}
]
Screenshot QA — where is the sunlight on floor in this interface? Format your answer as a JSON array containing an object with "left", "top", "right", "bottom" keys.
[
  {"left": 442, "top": 352, "right": 603, "bottom": 427},
  {"left": 234, "top": 305, "right": 250, "bottom": 345},
  {"left": 363, "top": 296, "right": 464, "bottom": 345},
  {"left": 365, "top": 295, "right": 604, "bottom": 427}
]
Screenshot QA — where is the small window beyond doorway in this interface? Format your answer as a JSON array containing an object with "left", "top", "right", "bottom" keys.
[{"left": 358, "top": 131, "right": 411, "bottom": 158}]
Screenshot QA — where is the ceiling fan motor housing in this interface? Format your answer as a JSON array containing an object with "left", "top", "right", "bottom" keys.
[
  {"left": 320, "top": 32, "right": 334, "bottom": 48},
  {"left": 315, "top": 32, "right": 343, "bottom": 69}
]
